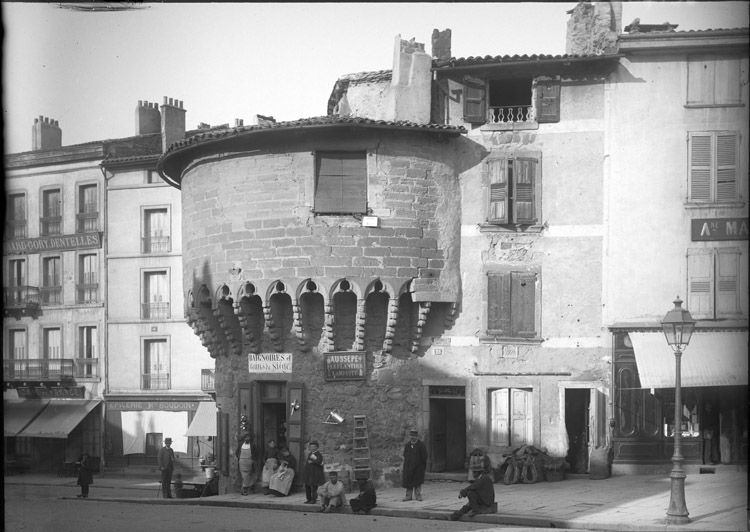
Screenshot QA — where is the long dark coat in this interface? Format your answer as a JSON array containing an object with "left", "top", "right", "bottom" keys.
[
  {"left": 76, "top": 455, "right": 94, "bottom": 487},
  {"left": 402, "top": 439, "right": 428, "bottom": 488},
  {"left": 301, "top": 450, "right": 325, "bottom": 485}
]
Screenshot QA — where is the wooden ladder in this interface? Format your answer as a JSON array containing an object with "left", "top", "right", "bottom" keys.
[{"left": 352, "top": 415, "right": 371, "bottom": 480}]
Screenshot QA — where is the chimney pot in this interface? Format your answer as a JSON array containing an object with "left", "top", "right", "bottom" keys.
[
  {"left": 161, "top": 97, "right": 187, "bottom": 152},
  {"left": 32, "top": 114, "right": 62, "bottom": 150}
]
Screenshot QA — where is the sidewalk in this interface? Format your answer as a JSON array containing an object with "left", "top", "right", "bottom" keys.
[{"left": 6, "top": 469, "right": 747, "bottom": 531}]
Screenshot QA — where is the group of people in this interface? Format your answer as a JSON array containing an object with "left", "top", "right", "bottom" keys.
[{"left": 235, "top": 433, "right": 297, "bottom": 497}]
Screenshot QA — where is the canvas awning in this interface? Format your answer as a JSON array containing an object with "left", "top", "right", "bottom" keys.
[
  {"left": 4, "top": 399, "right": 50, "bottom": 437},
  {"left": 629, "top": 331, "right": 748, "bottom": 389},
  {"left": 185, "top": 401, "right": 217, "bottom": 437},
  {"left": 17, "top": 399, "right": 101, "bottom": 439}
]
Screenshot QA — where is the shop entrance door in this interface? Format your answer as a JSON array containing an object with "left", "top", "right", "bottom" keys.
[
  {"left": 259, "top": 382, "right": 287, "bottom": 451},
  {"left": 428, "top": 385, "right": 466, "bottom": 473},
  {"left": 565, "top": 389, "right": 590, "bottom": 473}
]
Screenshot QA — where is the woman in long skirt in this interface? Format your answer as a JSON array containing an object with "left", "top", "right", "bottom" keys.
[{"left": 235, "top": 433, "right": 258, "bottom": 495}]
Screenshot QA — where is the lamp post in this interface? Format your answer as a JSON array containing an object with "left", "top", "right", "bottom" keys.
[{"left": 660, "top": 296, "right": 696, "bottom": 525}]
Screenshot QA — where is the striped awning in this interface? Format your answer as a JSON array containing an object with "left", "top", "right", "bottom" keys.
[
  {"left": 4, "top": 399, "right": 50, "bottom": 437},
  {"left": 185, "top": 401, "right": 217, "bottom": 437},
  {"left": 629, "top": 331, "right": 748, "bottom": 389}
]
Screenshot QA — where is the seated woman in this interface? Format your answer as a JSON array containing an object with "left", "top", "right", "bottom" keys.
[{"left": 268, "top": 447, "right": 297, "bottom": 496}]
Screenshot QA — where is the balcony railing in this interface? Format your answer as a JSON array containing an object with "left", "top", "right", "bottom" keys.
[
  {"left": 40, "top": 286, "right": 62, "bottom": 306},
  {"left": 142, "top": 235, "right": 171, "bottom": 253},
  {"left": 4, "top": 286, "right": 40, "bottom": 307},
  {"left": 76, "top": 212, "right": 99, "bottom": 233},
  {"left": 201, "top": 369, "right": 215, "bottom": 392},
  {"left": 3, "top": 358, "right": 75, "bottom": 381},
  {"left": 487, "top": 105, "right": 535, "bottom": 124},
  {"left": 74, "top": 357, "right": 99, "bottom": 378},
  {"left": 141, "top": 374, "right": 170, "bottom": 390},
  {"left": 5, "top": 219, "right": 27, "bottom": 239},
  {"left": 142, "top": 302, "right": 170, "bottom": 320},
  {"left": 40, "top": 216, "right": 62, "bottom": 236},
  {"left": 77, "top": 284, "right": 99, "bottom": 304}
]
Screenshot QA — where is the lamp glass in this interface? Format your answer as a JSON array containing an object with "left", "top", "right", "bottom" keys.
[{"left": 660, "top": 297, "right": 696, "bottom": 349}]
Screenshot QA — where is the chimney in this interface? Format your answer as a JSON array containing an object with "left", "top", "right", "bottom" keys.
[
  {"left": 385, "top": 35, "right": 432, "bottom": 124},
  {"left": 160, "top": 96, "right": 186, "bottom": 152},
  {"left": 431, "top": 28, "right": 452, "bottom": 61},
  {"left": 136, "top": 100, "right": 162, "bottom": 135},
  {"left": 32, "top": 116, "right": 62, "bottom": 151},
  {"left": 248, "top": 114, "right": 276, "bottom": 126},
  {"left": 566, "top": 1, "right": 622, "bottom": 55}
]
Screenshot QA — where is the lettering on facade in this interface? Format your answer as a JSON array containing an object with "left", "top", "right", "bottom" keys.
[
  {"left": 3, "top": 232, "right": 103, "bottom": 255},
  {"left": 16, "top": 386, "right": 85, "bottom": 399},
  {"left": 324, "top": 352, "right": 366, "bottom": 381},
  {"left": 691, "top": 218, "right": 749, "bottom": 241},
  {"left": 248, "top": 353, "right": 293, "bottom": 373},
  {"left": 108, "top": 401, "right": 198, "bottom": 411}
]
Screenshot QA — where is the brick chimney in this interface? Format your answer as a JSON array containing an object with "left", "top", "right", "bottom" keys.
[
  {"left": 385, "top": 35, "right": 432, "bottom": 124},
  {"left": 566, "top": 1, "right": 622, "bottom": 55},
  {"left": 160, "top": 96, "right": 186, "bottom": 152},
  {"left": 32, "top": 116, "right": 62, "bottom": 151},
  {"left": 431, "top": 28, "right": 452, "bottom": 61},
  {"left": 136, "top": 100, "right": 161, "bottom": 135}
]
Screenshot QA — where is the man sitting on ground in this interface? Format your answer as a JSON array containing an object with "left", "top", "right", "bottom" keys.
[
  {"left": 317, "top": 471, "right": 347, "bottom": 513},
  {"left": 449, "top": 468, "right": 495, "bottom": 521},
  {"left": 349, "top": 477, "right": 377, "bottom": 514}
]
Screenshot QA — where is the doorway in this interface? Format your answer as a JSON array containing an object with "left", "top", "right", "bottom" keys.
[
  {"left": 429, "top": 395, "right": 466, "bottom": 472},
  {"left": 259, "top": 382, "right": 287, "bottom": 452},
  {"left": 565, "top": 389, "right": 590, "bottom": 473}
]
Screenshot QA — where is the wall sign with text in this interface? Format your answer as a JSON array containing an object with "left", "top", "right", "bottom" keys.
[
  {"left": 691, "top": 218, "right": 749, "bottom": 241},
  {"left": 324, "top": 352, "right": 366, "bottom": 381},
  {"left": 248, "top": 353, "right": 293, "bottom": 373}
]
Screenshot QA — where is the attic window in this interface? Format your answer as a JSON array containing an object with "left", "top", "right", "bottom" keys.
[
  {"left": 314, "top": 151, "right": 367, "bottom": 215},
  {"left": 489, "top": 78, "right": 533, "bottom": 122},
  {"left": 464, "top": 76, "right": 561, "bottom": 125}
]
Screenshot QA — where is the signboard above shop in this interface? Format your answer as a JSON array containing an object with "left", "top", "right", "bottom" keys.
[
  {"left": 248, "top": 353, "right": 293, "bottom": 373},
  {"left": 3, "top": 232, "right": 103, "bottom": 255},
  {"left": 691, "top": 218, "right": 749, "bottom": 241},
  {"left": 324, "top": 352, "right": 366, "bottom": 381}
]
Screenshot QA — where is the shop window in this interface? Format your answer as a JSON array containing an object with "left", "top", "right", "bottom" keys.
[
  {"left": 41, "top": 256, "right": 62, "bottom": 306},
  {"left": 489, "top": 388, "right": 532, "bottom": 446},
  {"left": 314, "top": 151, "right": 367, "bottom": 214},
  {"left": 687, "top": 54, "right": 742, "bottom": 107},
  {"left": 688, "top": 248, "right": 744, "bottom": 319},
  {"left": 6, "top": 193, "right": 26, "bottom": 239},
  {"left": 77, "top": 184, "right": 99, "bottom": 233},
  {"left": 41, "top": 188, "right": 62, "bottom": 236},
  {"left": 142, "top": 338, "right": 170, "bottom": 390},
  {"left": 484, "top": 156, "right": 541, "bottom": 226},
  {"left": 464, "top": 76, "right": 560, "bottom": 125},
  {"left": 486, "top": 271, "right": 538, "bottom": 339},
  {"left": 688, "top": 131, "right": 739, "bottom": 203}
]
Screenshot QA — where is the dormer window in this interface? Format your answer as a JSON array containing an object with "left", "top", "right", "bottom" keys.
[{"left": 464, "top": 76, "right": 561, "bottom": 127}]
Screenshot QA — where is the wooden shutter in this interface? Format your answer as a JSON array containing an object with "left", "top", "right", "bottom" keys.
[
  {"left": 315, "top": 152, "right": 366, "bottom": 214},
  {"left": 510, "top": 389, "right": 532, "bottom": 445},
  {"left": 687, "top": 252, "right": 713, "bottom": 318},
  {"left": 716, "top": 133, "right": 738, "bottom": 202},
  {"left": 490, "top": 389, "right": 509, "bottom": 446},
  {"left": 463, "top": 76, "right": 487, "bottom": 124},
  {"left": 716, "top": 250, "right": 740, "bottom": 316},
  {"left": 286, "top": 382, "right": 304, "bottom": 484},
  {"left": 714, "top": 56, "right": 741, "bottom": 104},
  {"left": 535, "top": 78, "right": 560, "bottom": 123},
  {"left": 687, "top": 55, "right": 712, "bottom": 105},
  {"left": 487, "top": 158, "right": 508, "bottom": 224},
  {"left": 513, "top": 158, "right": 537, "bottom": 224},
  {"left": 487, "top": 272, "right": 510, "bottom": 335},
  {"left": 689, "top": 133, "right": 712, "bottom": 202},
  {"left": 510, "top": 272, "right": 536, "bottom": 338}
]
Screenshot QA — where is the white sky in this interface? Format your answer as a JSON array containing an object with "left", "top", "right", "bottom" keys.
[{"left": 2, "top": 2, "right": 748, "bottom": 154}]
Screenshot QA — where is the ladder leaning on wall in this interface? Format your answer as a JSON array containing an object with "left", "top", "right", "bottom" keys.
[{"left": 352, "top": 415, "right": 371, "bottom": 480}]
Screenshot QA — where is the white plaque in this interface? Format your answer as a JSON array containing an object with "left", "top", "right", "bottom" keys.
[{"left": 248, "top": 353, "right": 293, "bottom": 373}]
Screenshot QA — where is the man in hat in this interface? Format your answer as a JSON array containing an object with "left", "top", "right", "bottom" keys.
[
  {"left": 449, "top": 467, "right": 496, "bottom": 521},
  {"left": 157, "top": 437, "right": 176, "bottom": 498},
  {"left": 401, "top": 429, "right": 428, "bottom": 501}
]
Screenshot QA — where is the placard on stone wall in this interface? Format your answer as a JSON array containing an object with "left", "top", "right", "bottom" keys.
[{"left": 324, "top": 352, "right": 366, "bottom": 381}]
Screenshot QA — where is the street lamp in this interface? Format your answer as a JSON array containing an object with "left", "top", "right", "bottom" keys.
[{"left": 661, "top": 296, "right": 696, "bottom": 525}]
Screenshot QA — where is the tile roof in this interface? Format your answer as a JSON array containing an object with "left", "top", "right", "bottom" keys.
[
  {"left": 164, "top": 115, "right": 465, "bottom": 155},
  {"left": 432, "top": 52, "right": 618, "bottom": 69}
]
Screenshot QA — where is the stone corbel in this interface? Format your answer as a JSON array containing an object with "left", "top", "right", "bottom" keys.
[
  {"left": 411, "top": 302, "right": 431, "bottom": 354},
  {"left": 324, "top": 302, "right": 335, "bottom": 352},
  {"left": 382, "top": 297, "right": 399, "bottom": 355}
]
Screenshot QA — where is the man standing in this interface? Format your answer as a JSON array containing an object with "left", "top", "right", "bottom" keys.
[
  {"left": 157, "top": 437, "right": 175, "bottom": 498},
  {"left": 449, "top": 468, "right": 496, "bottom": 521},
  {"left": 401, "top": 428, "right": 428, "bottom": 501}
]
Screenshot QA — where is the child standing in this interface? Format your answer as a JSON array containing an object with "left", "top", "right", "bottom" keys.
[{"left": 301, "top": 440, "right": 324, "bottom": 504}]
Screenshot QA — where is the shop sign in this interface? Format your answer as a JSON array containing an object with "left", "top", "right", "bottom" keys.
[
  {"left": 3, "top": 232, "right": 103, "bottom": 255},
  {"left": 16, "top": 386, "right": 84, "bottom": 399},
  {"left": 248, "top": 353, "right": 293, "bottom": 373},
  {"left": 324, "top": 352, "right": 366, "bottom": 381},
  {"left": 108, "top": 401, "right": 198, "bottom": 411},
  {"left": 691, "top": 218, "right": 749, "bottom": 241}
]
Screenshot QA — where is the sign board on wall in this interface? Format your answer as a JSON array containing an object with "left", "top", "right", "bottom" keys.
[
  {"left": 3, "top": 232, "right": 103, "bottom": 255},
  {"left": 691, "top": 218, "right": 749, "bottom": 241},
  {"left": 108, "top": 401, "right": 198, "bottom": 411},
  {"left": 16, "top": 386, "right": 85, "bottom": 399},
  {"left": 248, "top": 353, "right": 293, "bottom": 373},
  {"left": 324, "top": 352, "right": 366, "bottom": 381}
]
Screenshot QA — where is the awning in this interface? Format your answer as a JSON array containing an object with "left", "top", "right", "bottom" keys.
[
  {"left": 17, "top": 400, "right": 101, "bottom": 439},
  {"left": 185, "top": 401, "right": 217, "bottom": 437},
  {"left": 629, "top": 331, "right": 748, "bottom": 389},
  {"left": 4, "top": 399, "right": 50, "bottom": 436}
]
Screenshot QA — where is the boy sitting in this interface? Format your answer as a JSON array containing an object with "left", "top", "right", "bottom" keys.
[{"left": 317, "top": 471, "right": 347, "bottom": 513}]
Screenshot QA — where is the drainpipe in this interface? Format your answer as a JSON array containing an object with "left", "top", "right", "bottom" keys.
[{"left": 99, "top": 163, "right": 110, "bottom": 469}]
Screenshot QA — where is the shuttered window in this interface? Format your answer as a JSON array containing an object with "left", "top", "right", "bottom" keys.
[
  {"left": 688, "top": 249, "right": 742, "bottom": 319},
  {"left": 688, "top": 132, "right": 738, "bottom": 203},
  {"left": 465, "top": 76, "right": 560, "bottom": 125},
  {"left": 687, "top": 54, "right": 742, "bottom": 106},
  {"left": 463, "top": 76, "right": 487, "bottom": 123},
  {"left": 314, "top": 152, "right": 367, "bottom": 214},
  {"left": 534, "top": 78, "right": 561, "bottom": 123},
  {"left": 486, "top": 157, "right": 540, "bottom": 225},
  {"left": 487, "top": 271, "right": 538, "bottom": 338},
  {"left": 490, "top": 388, "right": 533, "bottom": 446}
]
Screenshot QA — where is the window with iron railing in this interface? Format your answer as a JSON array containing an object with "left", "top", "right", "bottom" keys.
[
  {"left": 143, "top": 208, "right": 170, "bottom": 253},
  {"left": 142, "top": 338, "right": 169, "bottom": 390},
  {"left": 201, "top": 368, "right": 216, "bottom": 392},
  {"left": 6, "top": 193, "right": 27, "bottom": 239},
  {"left": 77, "top": 254, "right": 98, "bottom": 303},
  {"left": 463, "top": 76, "right": 560, "bottom": 126},
  {"left": 41, "top": 189, "right": 62, "bottom": 236},
  {"left": 4, "top": 358, "right": 75, "bottom": 380},
  {"left": 142, "top": 302, "right": 170, "bottom": 319},
  {"left": 4, "top": 286, "right": 40, "bottom": 308},
  {"left": 77, "top": 185, "right": 99, "bottom": 233},
  {"left": 41, "top": 257, "right": 62, "bottom": 306},
  {"left": 143, "top": 271, "right": 169, "bottom": 319},
  {"left": 77, "top": 326, "right": 97, "bottom": 378}
]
